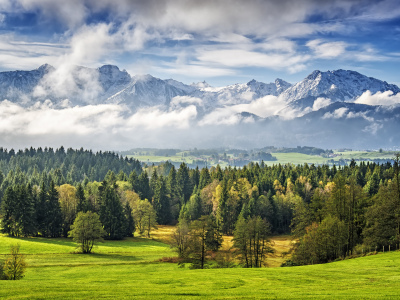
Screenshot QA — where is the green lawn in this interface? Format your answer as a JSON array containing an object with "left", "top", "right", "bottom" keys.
[{"left": 1, "top": 234, "right": 400, "bottom": 299}]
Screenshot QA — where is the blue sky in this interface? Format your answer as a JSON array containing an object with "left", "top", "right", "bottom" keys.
[{"left": 0, "top": 0, "right": 399, "bottom": 86}]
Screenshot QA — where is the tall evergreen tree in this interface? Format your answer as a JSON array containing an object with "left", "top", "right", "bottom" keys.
[
  {"left": 76, "top": 183, "right": 89, "bottom": 213},
  {"left": 153, "top": 175, "right": 171, "bottom": 225},
  {"left": 46, "top": 180, "right": 63, "bottom": 238},
  {"left": 99, "top": 184, "right": 126, "bottom": 239},
  {"left": 124, "top": 202, "right": 135, "bottom": 237}
]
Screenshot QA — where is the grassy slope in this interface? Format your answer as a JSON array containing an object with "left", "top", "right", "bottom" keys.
[{"left": 1, "top": 232, "right": 400, "bottom": 299}]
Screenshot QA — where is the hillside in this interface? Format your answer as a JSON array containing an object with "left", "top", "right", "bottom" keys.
[{"left": 0, "top": 233, "right": 399, "bottom": 299}]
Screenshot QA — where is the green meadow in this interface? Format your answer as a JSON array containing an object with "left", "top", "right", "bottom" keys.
[
  {"left": 1, "top": 233, "right": 400, "bottom": 299},
  {"left": 128, "top": 151, "right": 397, "bottom": 168}
]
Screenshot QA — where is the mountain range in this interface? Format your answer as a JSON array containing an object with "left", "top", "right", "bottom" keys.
[{"left": 0, "top": 64, "right": 399, "bottom": 149}]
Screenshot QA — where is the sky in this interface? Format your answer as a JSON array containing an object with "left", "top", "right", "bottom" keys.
[
  {"left": 0, "top": 0, "right": 399, "bottom": 151},
  {"left": 0, "top": 0, "right": 399, "bottom": 87}
]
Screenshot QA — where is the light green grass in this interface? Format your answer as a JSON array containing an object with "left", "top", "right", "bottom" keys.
[
  {"left": 1, "top": 234, "right": 400, "bottom": 299},
  {"left": 335, "top": 150, "right": 396, "bottom": 160},
  {"left": 266, "top": 153, "right": 328, "bottom": 165},
  {"left": 129, "top": 151, "right": 397, "bottom": 169}
]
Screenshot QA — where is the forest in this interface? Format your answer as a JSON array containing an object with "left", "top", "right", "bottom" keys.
[{"left": 0, "top": 146, "right": 399, "bottom": 267}]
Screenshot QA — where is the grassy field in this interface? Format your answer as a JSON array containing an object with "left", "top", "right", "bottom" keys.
[
  {"left": 127, "top": 151, "right": 398, "bottom": 168},
  {"left": 1, "top": 229, "right": 400, "bottom": 299}
]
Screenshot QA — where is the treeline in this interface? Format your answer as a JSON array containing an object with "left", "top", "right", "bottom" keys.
[
  {"left": 0, "top": 146, "right": 142, "bottom": 194},
  {"left": 260, "top": 146, "right": 332, "bottom": 156},
  {"left": 0, "top": 147, "right": 399, "bottom": 267}
]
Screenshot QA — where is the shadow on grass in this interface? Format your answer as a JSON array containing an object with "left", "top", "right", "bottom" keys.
[
  {"left": 4, "top": 236, "right": 76, "bottom": 247},
  {"left": 83, "top": 252, "right": 141, "bottom": 262}
]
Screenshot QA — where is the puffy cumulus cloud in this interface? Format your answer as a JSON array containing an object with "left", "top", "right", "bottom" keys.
[
  {"left": 199, "top": 95, "right": 287, "bottom": 125},
  {"left": 0, "top": 101, "right": 124, "bottom": 135},
  {"left": 126, "top": 106, "right": 198, "bottom": 129},
  {"left": 322, "top": 107, "right": 349, "bottom": 119},
  {"left": 170, "top": 96, "right": 203, "bottom": 108},
  {"left": 0, "top": 100, "right": 197, "bottom": 137},
  {"left": 354, "top": 90, "right": 400, "bottom": 106},
  {"left": 198, "top": 108, "right": 241, "bottom": 126},
  {"left": 313, "top": 97, "right": 332, "bottom": 111},
  {"left": 232, "top": 95, "right": 287, "bottom": 118},
  {"left": 346, "top": 111, "right": 374, "bottom": 122}
]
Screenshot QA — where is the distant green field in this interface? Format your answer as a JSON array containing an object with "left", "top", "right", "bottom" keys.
[
  {"left": 128, "top": 150, "right": 397, "bottom": 168},
  {"left": 1, "top": 234, "right": 400, "bottom": 299},
  {"left": 335, "top": 151, "right": 396, "bottom": 160}
]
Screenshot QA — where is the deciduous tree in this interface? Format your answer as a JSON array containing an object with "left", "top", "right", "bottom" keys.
[{"left": 68, "top": 211, "right": 105, "bottom": 253}]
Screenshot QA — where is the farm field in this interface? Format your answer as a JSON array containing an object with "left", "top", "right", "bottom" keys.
[
  {"left": 1, "top": 229, "right": 400, "bottom": 299},
  {"left": 128, "top": 150, "right": 398, "bottom": 168}
]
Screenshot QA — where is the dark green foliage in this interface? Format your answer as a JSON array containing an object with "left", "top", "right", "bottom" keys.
[
  {"left": 124, "top": 202, "right": 135, "bottom": 237},
  {"left": 186, "top": 215, "right": 222, "bottom": 269},
  {"left": 1, "top": 184, "right": 36, "bottom": 237},
  {"left": 99, "top": 183, "right": 126, "bottom": 240},
  {"left": 0, "top": 146, "right": 142, "bottom": 187},
  {"left": 46, "top": 181, "right": 63, "bottom": 238},
  {"left": 292, "top": 216, "right": 347, "bottom": 265},
  {"left": 153, "top": 175, "right": 171, "bottom": 225},
  {"left": 177, "top": 163, "right": 192, "bottom": 204},
  {"left": 137, "top": 171, "right": 151, "bottom": 200},
  {"left": 76, "top": 183, "right": 89, "bottom": 213}
]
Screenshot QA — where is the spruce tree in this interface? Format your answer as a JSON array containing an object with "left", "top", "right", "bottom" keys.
[
  {"left": 124, "top": 202, "right": 135, "bottom": 237},
  {"left": 153, "top": 175, "right": 171, "bottom": 225},
  {"left": 76, "top": 183, "right": 89, "bottom": 213},
  {"left": 99, "top": 184, "right": 125, "bottom": 239},
  {"left": 46, "top": 180, "right": 63, "bottom": 238}
]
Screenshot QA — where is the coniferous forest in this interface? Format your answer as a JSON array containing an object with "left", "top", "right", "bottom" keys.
[{"left": 0, "top": 146, "right": 399, "bottom": 267}]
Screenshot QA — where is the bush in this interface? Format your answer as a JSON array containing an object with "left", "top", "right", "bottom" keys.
[
  {"left": 2, "top": 244, "right": 26, "bottom": 280},
  {"left": 0, "top": 259, "right": 5, "bottom": 279},
  {"left": 280, "top": 260, "right": 298, "bottom": 267}
]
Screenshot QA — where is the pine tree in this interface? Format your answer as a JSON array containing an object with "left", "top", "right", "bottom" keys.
[
  {"left": 99, "top": 184, "right": 126, "bottom": 239},
  {"left": 36, "top": 182, "right": 47, "bottom": 236},
  {"left": 76, "top": 183, "right": 89, "bottom": 213},
  {"left": 46, "top": 180, "right": 63, "bottom": 238},
  {"left": 124, "top": 202, "right": 135, "bottom": 237},
  {"left": 1, "top": 187, "right": 16, "bottom": 236},
  {"left": 153, "top": 175, "right": 171, "bottom": 225}
]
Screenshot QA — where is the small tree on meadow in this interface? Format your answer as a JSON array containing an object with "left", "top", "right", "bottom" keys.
[
  {"left": 2, "top": 244, "right": 26, "bottom": 280},
  {"left": 68, "top": 211, "right": 105, "bottom": 254}
]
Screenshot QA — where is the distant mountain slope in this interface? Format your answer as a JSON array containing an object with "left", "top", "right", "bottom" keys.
[{"left": 281, "top": 69, "right": 400, "bottom": 103}]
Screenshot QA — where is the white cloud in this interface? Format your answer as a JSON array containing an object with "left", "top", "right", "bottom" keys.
[
  {"left": 170, "top": 96, "right": 203, "bottom": 107},
  {"left": 0, "top": 101, "right": 124, "bottom": 135},
  {"left": 362, "top": 123, "right": 383, "bottom": 135},
  {"left": 312, "top": 97, "right": 332, "bottom": 111},
  {"left": 196, "top": 49, "right": 309, "bottom": 73},
  {"left": 346, "top": 111, "right": 374, "bottom": 122},
  {"left": 307, "top": 39, "right": 347, "bottom": 58},
  {"left": 322, "top": 107, "right": 349, "bottom": 119},
  {"left": 126, "top": 106, "right": 197, "bottom": 130},
  {"left": 354, "top": 90, "right": 400, "bottom": 106},
  {"left": 199, "top": 95, "right": 287, "bottom": 125}
]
